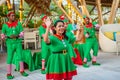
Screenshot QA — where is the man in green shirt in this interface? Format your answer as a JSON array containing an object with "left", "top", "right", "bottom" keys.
[
  {"left": 83, "top": 16, "right": 100, "bottom": 68},
  {"left": 1, "top": 12, "right": 28, "bottom": 79}
]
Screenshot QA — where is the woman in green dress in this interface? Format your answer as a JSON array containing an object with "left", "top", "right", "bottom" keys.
[
  {"left": 38, "top": 14, "right": 51, "bottom": 73},
  {"left": 44, "top": 18, "right": 82, "bottom": 80}
]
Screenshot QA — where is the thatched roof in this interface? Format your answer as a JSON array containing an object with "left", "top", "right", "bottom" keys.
[
  {"left": 24, "top": 0, "right": 119, "bottom": 14},
  {"left": 25, "top": 0, "right": 51, "bottom": 15},
  {"left": 84, "top": 0, "right": 119, "bottom": 7}
]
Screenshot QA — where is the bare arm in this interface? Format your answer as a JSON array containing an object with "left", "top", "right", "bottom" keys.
[
  {"left": 76, "top": 27, "right": 84, "bottom": 41},
  {"left": 44, "top": 17, "right": 52, "bottom": 43}
]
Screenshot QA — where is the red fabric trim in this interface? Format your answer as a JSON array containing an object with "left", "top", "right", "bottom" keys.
[
  {"left": 59, "top": 15, "right": 65, "bottom": 20},
  {"left": 7, "top": 12, "right": 14, "bottom": 17},
  {"left": 72, "top": 48, "right": 83, "bottom": 65},
  {"left": 42, "top": 15, "right": 47, "bottom": 20},
  {"left": 42, "top": 23, "right": 47, "bottom": 28},
  {"left": 54, "top": 34, "right": 64, "bottom": 40},
  {"left": 46, "top": 70, "right": 77, "bottom": 79},
  {"left": 6, "top": 21, "right": 18, "bottom": 28},
  {"left": 86, "top": 23, "right": 93, "bottom": 28}
]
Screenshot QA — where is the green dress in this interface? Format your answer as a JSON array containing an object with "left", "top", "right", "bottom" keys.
[
  {"left": 39, "top": 25, "right": 51, "bottom": 64},
  {"left": 46, "top": 35, "right": 77, "bottom": 79},
  {"left": 66, "top": 31, "right": 76, "bottom": 58}
]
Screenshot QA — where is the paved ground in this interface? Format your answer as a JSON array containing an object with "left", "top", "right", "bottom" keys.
[{"left": 0, "top": 50, "right": 120, "bottom": 80}]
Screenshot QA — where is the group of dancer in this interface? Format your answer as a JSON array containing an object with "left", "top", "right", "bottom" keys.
[{"left": 1, "top": 11, "right": 100, "bottom": 80}]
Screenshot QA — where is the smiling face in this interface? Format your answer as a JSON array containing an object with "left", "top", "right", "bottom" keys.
[
  {"left": 54, "top": 21, "right": 65, "bottom": 35},
  {"left": 84, "top": 17, "right": 90, "bottom": 24},
  {"left": 8, "top": 14, "right": 16, "bottom": 22}
]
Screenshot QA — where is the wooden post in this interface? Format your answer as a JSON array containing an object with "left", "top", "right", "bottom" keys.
[
  {"left": 67, "top": 0, "right": 82, "bottom": 18},
  {"left": 96, "top": 0, "right": 104, "bottom": 25},
  {"left": 12, "top": 0, "right": 15, "bottom": 13},
  {"left": 79, "top": 0, "right": 90, "bottom": 17},
  {"left": 23, "top": 1, "right": 36, "bottom": 27},
  {"left": 53, "top": 0, "right": 74, "bottom": 23},
  {"left": 89, "top": 6, "right": 96, "bottom": 15},
  {"left": 19, "top": 0, "right": 24, "bottom": 22},
  {"left": 6, "top": 0, "right": 12, "bottom": 10},
  {"left": 93, "top": 11, "right": 110, "bottom": 21},
  {"left": 68, "top": 3, "right": 72, "bottom": 17},
  {"left": 108, "top": 0, "right": 119, "bottom": 24}
]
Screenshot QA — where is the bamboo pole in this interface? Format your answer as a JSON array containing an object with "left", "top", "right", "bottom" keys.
[
  {"left": 79, "top": 0, "right": 90, "bottom": 17},
  {"left": 6, "top": 0, "right": 12, "bottom": 10},
  {"left": 23, "top": 1, "right": 36, "bottom": 27},
  {"left": 89, "top": 6, "right": 95, "bottom": 14},
  {"left": 12, "top": 0, "right": 15, "bottom": 13},
  {"left": 108, "top": 0, "right": 120, "bottom": 24},
  {"left": 19, "top": 0, "right": 24, "bottom": 22},
  {"left": 53, "top": 0, "right": 73, "bottom": 23},
  {"left": 96, "top": 0, "right": 104, "bottom": 25},
  {"left": 93, "top": 11, "right": 110, "bottom": 21},
  {"left": 67, "top": 0, "right": 82, "bottom": 18}
]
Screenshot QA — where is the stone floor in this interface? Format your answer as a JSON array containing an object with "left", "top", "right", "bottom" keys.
[{"left": 0, "top": 50, "right": 120, "bottom": 80}]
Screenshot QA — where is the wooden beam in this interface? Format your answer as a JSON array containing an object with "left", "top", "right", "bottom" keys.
[
  {"left": 19, "top": 0, "right": 24, "bottom": 22},
  {"left": 67, "top": 0, "right": 82, "bottom": 18},
  {"left": 53, "top": 0, "right": 74, "bottom": 23},
  {"left": 93, "top": 11, "right": 110, "bottom": 21},
  {"left": 86, "top": 1, "right": 120, "bottom": 8},
  {"left": 89, "top": 6, "right": 96, "bottom": 15},
  {"left": 96, "top": 0, "right": 104, "bottom": 25},
  {"left": 108, "top": 0, "right": 120, "bottom": 24},
  {"left": 79, "top": 0, "right": 90, "bottom": 17},
  {"left": 23, "top": 1, "right": 36, "bottom": 27},
  {"left": 6, "top": 0, "right": 12, "bottom": 10}
]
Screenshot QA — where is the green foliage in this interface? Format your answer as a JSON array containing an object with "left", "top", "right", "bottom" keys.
[
  {"left": 87, "top": 5, "right": 94, "bottom": 15},
  {"left": 27, "top": 20, "right": 34, "bottom": 28},
  {"left": 0, "top": 5, "right": 8, "bottom": 17},
  {"left": 37, "top": 20, "right": 42, "bottom": 27},
  {"left": 50, "top": 1, "right": 63, "bottom": 16}
]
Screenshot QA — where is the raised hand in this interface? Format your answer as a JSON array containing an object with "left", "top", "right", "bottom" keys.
[
  {"left": 44, "top": 17, "right": 52, "bottom": 28},
  {"left": 85, "top": 33, "right": 89, "bottom": 38}
]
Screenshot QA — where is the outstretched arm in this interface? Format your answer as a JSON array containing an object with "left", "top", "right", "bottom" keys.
[
  {"left": 76, "top": 27, "right": 84, "bottom": 41},
  {"left": 44, "top": 17, "right": 52, "bottom": 43}
]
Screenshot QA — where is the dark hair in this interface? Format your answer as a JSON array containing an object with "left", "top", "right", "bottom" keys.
[{"left": 53, "top": 20, "right": 68, "bottom": 40}]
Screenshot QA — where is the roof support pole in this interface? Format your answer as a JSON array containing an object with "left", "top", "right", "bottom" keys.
[
  {"left": 108, "top": 0, "right": 119, "bottom": 24},
  {"left": 96, "top": 0, "right": 104, "bottom": 25},
  {"left": 79, "top": 0, "right": 90, "bottom": 17}
]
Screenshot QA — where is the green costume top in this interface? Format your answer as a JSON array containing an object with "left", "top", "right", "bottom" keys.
[
  {"left": 46, "top": 34, "right": 77, "bottom": 79},
  {"left": 84, "top": 23, "right": 97, "bottom": 40},
  {"left": 66, "top": 31, "right": 76, "bottom": 58},
  {"left": 2, "top": 21, "right": 24, "bottom": 64},
  {"left": 66, "top": 24, "right": 73, "bottom": 32},
  {"left": 83, "top": 22, "right": 99, "bottom": 59},
  {"left": 2, "top": 21, "right": 23, "bottom": 43},
  {"left": 39, "top": 24, "right": 51, "bottom": 60}
]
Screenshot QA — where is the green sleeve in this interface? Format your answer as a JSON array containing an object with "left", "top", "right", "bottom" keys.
[
  {"left": 66, "top": 24, "right": 73, "bottom": 32},
  {"left": 67, "top": 32, "right": 76, "bottom": 44},
  {"left": 39, "top": 26, "right": 45, "bottom": 37},
  {"left": 2, "top": 24, "right": 6, "bottom": 34},
  {"left": 92, "top": 21, "right": 97, "bottom": 27},
  {"left": 83, "top": 26, "right": 87, "bottom": 36},
  {"left": 48, "top": 36, "right": 54, "bottom": 45},
  {"left": 18, "top": 22, "right": 23, "bottom": 33}
]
